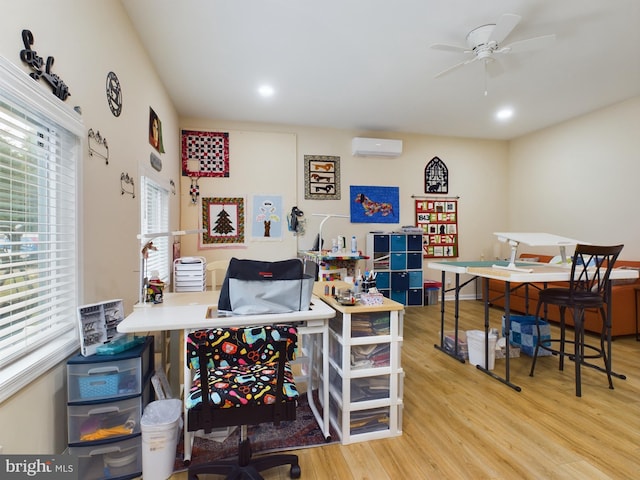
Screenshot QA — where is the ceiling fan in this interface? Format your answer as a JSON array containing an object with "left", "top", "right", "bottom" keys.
[{"left": 431, "top": 13, "right": 556, "bottom": 79}]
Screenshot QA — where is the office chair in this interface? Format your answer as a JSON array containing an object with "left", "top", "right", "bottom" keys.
[
  {"left": 184, "top": 325, "right": 301, "bottom": 479},
  {"left": 529, "top": 244, "right": 624, "bottom": 396}
]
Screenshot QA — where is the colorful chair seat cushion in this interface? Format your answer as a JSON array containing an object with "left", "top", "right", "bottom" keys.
[
  {"left": 185, "top": 325, "right": 299, "bottom": 410},
  {"left": 186, "top": 362, "right": 298, "bottom": 409}
]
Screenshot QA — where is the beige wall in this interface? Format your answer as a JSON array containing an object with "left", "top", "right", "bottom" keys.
[
  {"left": 0, "top": 0, "right": 180, "bottom": 453},
  {"left": 177, "top": 120, "right": 510, "bottom": 290},
  {"left": 508, "top": 97, "right": 640, "bottom": 259},
  {"left": 177, "top": 122, "right": 299, "bottom": 270}
]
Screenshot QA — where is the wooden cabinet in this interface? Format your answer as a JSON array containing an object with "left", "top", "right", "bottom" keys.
[
  {"left": 315, "top": 284, "right": 404, "bottom": 444},
  {"left": 366, "top": 233, "right": 423, "bottom": 306}
]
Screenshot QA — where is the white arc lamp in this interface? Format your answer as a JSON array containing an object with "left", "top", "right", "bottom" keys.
[{"left": 137, "top": 229, "right": 205, "bottom": 305}]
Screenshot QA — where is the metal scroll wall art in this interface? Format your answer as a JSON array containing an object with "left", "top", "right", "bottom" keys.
[
  {"left": 88, "top": 129, "right": 109, "bottom": 164},
  {"left": 424, "top": 156, "right": 448, "bottom": 194},
  {"left": 19, "top": 29, "right": 70, "bottom": 101},
  {"left": 106, "top": 71, "right": 122, "bottom": 117}
]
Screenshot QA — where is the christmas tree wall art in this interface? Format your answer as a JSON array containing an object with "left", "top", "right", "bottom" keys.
[{"left": 202, "top": 197, "right": 245, "bottom": 246}]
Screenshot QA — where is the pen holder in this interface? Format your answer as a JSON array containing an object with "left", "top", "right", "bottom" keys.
[{"left": 361, "top": 280, "right": 376, "bottom": 293}]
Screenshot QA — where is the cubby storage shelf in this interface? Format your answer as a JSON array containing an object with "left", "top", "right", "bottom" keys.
[{"left": 366, "top": 233, "right": 424, "bottom": 306}]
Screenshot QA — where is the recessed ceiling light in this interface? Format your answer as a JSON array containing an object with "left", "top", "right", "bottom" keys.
[
  {"left": 496, "top": 107, "right": 514, "bottom": 121},
  {"left": 258, "top": 85, "right": 275, "bottom": 97}
]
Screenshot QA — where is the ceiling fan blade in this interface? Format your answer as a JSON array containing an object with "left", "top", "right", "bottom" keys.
[
  {"left": 489, "top": 13, "right": 521, "bottom": 45},
  {"left": 434, "top": 57, "right": 478, "bottom": 78},
  {"left": 430, "top": 43, "right": 469, "bottom": 53},
  {"left": 500, "top": 34, "right": 556, "bottom": 53}
]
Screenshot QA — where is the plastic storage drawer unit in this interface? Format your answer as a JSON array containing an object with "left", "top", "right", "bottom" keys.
[
  {"left": 67, "top": 338, "right": 153, "bottom": 403},
  {"left": 67, "top": 396, "right": 142, "bottom": 445},
  {"left": 68, "top": 358, "right": 141, "bottom": 402},
  {"left": 69, "top": 434, "right": 142, "bottom": 480}
]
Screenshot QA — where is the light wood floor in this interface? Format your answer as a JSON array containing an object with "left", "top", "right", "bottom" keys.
[{"left": 169, "top": 301, "right": 640, "bottom": 479}]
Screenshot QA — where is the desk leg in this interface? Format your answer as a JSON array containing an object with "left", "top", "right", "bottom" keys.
[
  {"left": 476, "top": 279, "right": 521, "bottom": 392},
  {"left": 169, "top": 329, "right": 181, "bottom": 395},
  {"left": 636, "top": 287, "right": 640, "bottom": 342},
  {"left": 303, "top": 328, "right": 331, "bottom": 441},
  {"left": 322, "top": 324, "right": 330, "bottom": 439},
  {"left": 434, "top": 271, "right": 465, "bottom": 363}
]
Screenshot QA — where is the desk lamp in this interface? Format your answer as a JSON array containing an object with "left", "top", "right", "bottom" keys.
[
  {"left": 493, "top": 232, "right": 585, "bottom": 273},
  {"left": 312, "top": 213, "right": 349, "bottom": 253},
  {"left": 137, "top": 229, "right": 204, "bottom": 305}
]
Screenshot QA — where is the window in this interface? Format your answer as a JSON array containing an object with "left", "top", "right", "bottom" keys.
[
  {"left": 0, "top": 56, "right": 82, "bottom": 402},
  {"left": 140, "top": 176, "right": 170, "bottom": 291}
]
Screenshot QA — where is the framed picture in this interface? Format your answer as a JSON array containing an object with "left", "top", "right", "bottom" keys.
[
  {"left": 201, "top": 196, "right": 245, "bottom": 247},
  {"left": 304, "top": 155, "right": 340, "bottom": 200},
  {"left": 251, "top": 194, "right": 283, "bottom": 240},
  {"left": 149, "top": 107, "right": 165, "bottom": 153},
  {"left": 182, "top": 129, "right": 230, "bottom": 177},
  {"left": 350, "top": 185, "right": 399, "bottom": 223}
]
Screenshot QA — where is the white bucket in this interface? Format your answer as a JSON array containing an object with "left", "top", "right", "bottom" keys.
[
  {"left": 141, "top": 399, "right": 183, "bottom": 480},
  {"left": 466, "top": 330, "right": 498, "bottom": 370}
]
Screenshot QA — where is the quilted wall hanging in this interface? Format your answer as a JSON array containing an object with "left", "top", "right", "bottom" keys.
[
  {"left": 201, "top": 196, "right": 245, "bottom": 247},
  {"left": 415, "top": 198, "right": 458, "bottom": 258},
  {"left": 181, "top": 130, "right": 229, "bottom": 177},
  {"left": 350, "top": 185, "right": 399, "bottom": 223}
]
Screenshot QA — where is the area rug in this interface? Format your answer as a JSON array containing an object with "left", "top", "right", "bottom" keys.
[{"left": 173, "top": 393, "right": 337, "bottom": 473}]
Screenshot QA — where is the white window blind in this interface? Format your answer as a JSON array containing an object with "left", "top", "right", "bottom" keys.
[
  {"left": 0, "top": 56, "right": 82, "bottom": 401},
  {"left": 140, "top": 176, "right": 170, "bottom": 285}
]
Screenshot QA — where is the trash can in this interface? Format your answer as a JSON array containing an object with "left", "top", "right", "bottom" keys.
[
  {"left": 423, "top": 280, "right": 442, "bottom": 305},
  {"left": 141, "top": 398, "right": 183, "bottom": 479},
  {"left": 466, "top": 330, "right": 498, "bottom": 370}
]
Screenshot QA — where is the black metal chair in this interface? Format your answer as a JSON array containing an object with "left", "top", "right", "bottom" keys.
[
  {"left": 529, "top": 244, "right": 624, "bottom": 396},
  {"left": 184, "top": 325, "right": 301, "bottom": 479}
]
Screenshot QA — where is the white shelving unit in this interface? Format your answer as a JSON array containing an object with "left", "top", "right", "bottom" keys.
[
  {"left": 315, "top": 282, "right": 404, "bottom": 444},
  {"left": 173, "top": 256, "right": 207, "bottom": 292}
]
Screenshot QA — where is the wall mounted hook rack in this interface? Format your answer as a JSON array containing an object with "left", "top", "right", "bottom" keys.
[
  {"left": 88, "top": 128, "right": 109, "bottom": 164},
  {"left": 121, "top": 172, "right": 135, "bottom": 198}
]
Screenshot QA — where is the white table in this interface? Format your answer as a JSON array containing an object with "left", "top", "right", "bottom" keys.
[
  {"left": 117, "top": 291, "right": 336, "bottom": 459},
  {"left": 428, "top": 260, "right": 638, "bottom": 392}
]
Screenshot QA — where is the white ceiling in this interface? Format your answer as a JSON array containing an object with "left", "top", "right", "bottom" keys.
[{"left": 121, "top": 0, "right": 640, "bottom": 140}]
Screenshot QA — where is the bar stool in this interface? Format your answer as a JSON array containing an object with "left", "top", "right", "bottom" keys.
[{"left": 529, "top": 244, "right": 623, "bottom": 396}]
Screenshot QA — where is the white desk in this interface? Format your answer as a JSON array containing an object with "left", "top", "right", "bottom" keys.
[
  {"left": 117, "top": 291, "right": 336, "bottom": 457},
  {"left": 428, "top": 260, "right": 638, "bottom": 391}
]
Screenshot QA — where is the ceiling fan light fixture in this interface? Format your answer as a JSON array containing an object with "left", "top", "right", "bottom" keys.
[{"left": 431, "top": 13, "right": 555, "bottom": 82}]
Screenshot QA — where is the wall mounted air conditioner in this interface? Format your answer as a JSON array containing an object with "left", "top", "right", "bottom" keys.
[{"left": 352, "top": 137, "right": 403, "bottom": 158}]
